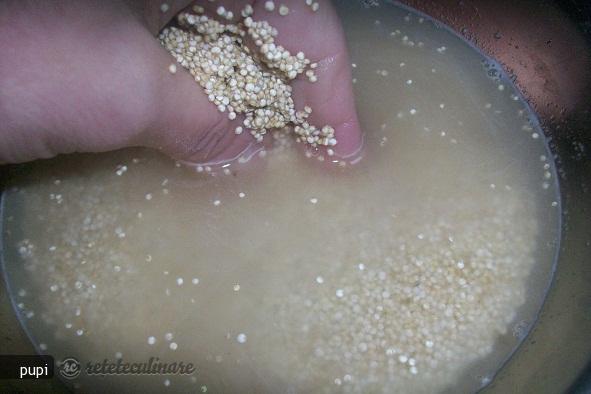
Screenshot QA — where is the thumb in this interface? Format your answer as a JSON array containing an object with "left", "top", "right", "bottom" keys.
[{"left": 0, "top": 1, "right": 254, "bottom": 165}]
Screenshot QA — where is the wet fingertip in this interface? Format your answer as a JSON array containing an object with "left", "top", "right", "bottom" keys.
[{"left": 331, "top": 119, "right": 364, "bottom": 159}]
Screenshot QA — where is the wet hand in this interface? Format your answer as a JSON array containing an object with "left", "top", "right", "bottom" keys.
[{"left": 0, "top": 0, "right": 362, "bottom": 164}]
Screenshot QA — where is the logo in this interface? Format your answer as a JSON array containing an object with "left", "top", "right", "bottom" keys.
[{"left": 58, "top": 357, "right": 81, "bottom": 380}]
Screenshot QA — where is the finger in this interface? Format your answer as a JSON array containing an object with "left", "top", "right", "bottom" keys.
[
  {"left": 246, "top": 0, "right": 363, "bottom": 158},
  {"left": 185, "top": 0, "right": 363, "bottom": 158}
]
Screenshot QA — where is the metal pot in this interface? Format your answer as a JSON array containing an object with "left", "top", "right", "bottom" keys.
[{"left": 1, "top": 1, "right": 590, "bottom": 392}]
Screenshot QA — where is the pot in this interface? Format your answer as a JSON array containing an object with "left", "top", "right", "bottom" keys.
[{"left": 1, "top": 1, "right": 590, "bottom": 392}]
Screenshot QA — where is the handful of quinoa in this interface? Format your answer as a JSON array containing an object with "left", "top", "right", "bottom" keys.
[{"left": 159, "top": 3, "right": 337, "bottom": 150}]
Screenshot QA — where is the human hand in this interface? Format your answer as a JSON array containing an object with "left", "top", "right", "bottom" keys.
[{"left": 0, "top": 0, "right": 362, "bottom": 165}]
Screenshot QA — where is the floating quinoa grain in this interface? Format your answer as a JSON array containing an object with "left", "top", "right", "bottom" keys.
[{"left": 159, "top": 4, "right": 337, "bottom": 149}]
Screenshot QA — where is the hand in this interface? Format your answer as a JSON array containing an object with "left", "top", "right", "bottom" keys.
[{"left": 0, "top": 0, "right": 362, "bottom": 164}]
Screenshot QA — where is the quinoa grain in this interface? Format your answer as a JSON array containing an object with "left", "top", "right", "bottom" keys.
[{"left": 159, "top": 4, "right": 336, "bottom": 150}]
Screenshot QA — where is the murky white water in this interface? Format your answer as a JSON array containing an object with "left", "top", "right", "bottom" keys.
[{"left": 1, "top": 2, "right": 560, "bottom": 393}]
